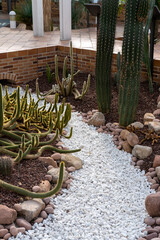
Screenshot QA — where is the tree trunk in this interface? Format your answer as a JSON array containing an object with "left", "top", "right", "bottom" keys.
[{"left": 43, "top": 0, "right": 51, "bottom": 32}]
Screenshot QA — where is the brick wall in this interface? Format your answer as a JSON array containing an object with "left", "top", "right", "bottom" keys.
[{"left": 0, "top": 46, "right": 160, "bottom": 85}]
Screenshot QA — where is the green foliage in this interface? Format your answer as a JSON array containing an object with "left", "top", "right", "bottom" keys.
[
  {"left": 156, "top": 0, "right": 160, "bottom": 8},
  {"left": 96, "top": 0, "right": 119, "bottom": 113},
  {"left": 71, "top": 0, "right": 90, "bottom": 29},
  {"left": 45, "top": 41, "right": 90, "bottom": 100},
  {"left": 46, "top": 64, "right": 54, "bottom": 83},
  {"left": 118, "top": 0, "right": 149, "bottom": 127},
  {"left": 15, "top": 0, "right": 32, "bottom": 27}
]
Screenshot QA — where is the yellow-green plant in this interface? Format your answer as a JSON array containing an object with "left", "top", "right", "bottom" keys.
[
  {"left": 44, "top": 41, "right": 90, "bottom": 100},
  {"left": 0, "top": 84, "right": 80, "bottom": 175}
]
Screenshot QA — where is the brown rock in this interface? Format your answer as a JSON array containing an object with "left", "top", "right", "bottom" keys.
[
  {"left": 17, "top": 227, "right": 25, "bottom": 234},
  {"left": 144, "top": 216, "right": 155, "bottom": 226},
  {"left": 61, "top": 154, "right": 83, "bottom": 170},
  {"left": 40, "top": 211, "right": 48, "bottom": 219},
  {"left": 126, "top": 132, "right": 139, "bottom": 147},
  {"left": 38, "top": 157, "right": 57, "bottom": 168},
  {"left": 67, "top": 166, "right": 76, "bottom": 172},
  {"left": 0, "top": 229, "right": 8, "bottom": 238},
  {"left": 45, "top": 207, "right": 54, "bottom": 214},
  {"left": 153, "top": 109, "right": 160, "bottom": 116},
  {"left": 144, "top": 113, "right": 155, "bottom": 125},
  {"left": 157, "top": 96, "right": 160, "bottom": 103},
  {"left": 122, "top": 141, "right": 132, "bottom": 153},
  {"left": 0, "top": 205, "right": 17, "bottom": 225},
  {"left": 20, "top": 199, "right": 44, "bottom": 222},
  {"left": 47, "top": 167, "right": 68, "bottom": 183},
  {"left": 0, "top": 225, "right": 4, "bottom": 230},
  {"left": 32, "top": 186, "right": 40, "bottom": 192},
  {"left": 156, "top": 218, "right": 160, "bottom": 225},
  {"left": 14, "top": 204, "right": 22, "bottom": 212},
  {"left": 145, "top": 193, "right": 160, "bottom": 217},
  {"left": 39, "top": 180, "right": 51, "bottom": 192},
  {"left": 120, "top": 130, "right": 130, "bottom": 140},
  {"left": 88, "top": 112, "right": 105, "bottom": 127},
  {"left": 4, "top": 233, "right": 11, "bottom": 240},
  {"left": 44, "top": 175, "right": 52, "bottom": 182},
  {"left": 10, "top": 226, "right": 18, "bottom": 237},
  {"left": 16, "top": 218, "right": 32, "bottom": 230},
  {"left": 146, "top": 233, "right": 158, "bottom": 240},
  {"left": 34, "top": 217, "right": 43, "bottom": 224},
  {"left": 51, "top": 153, "right": 62, "bottom": 160},
  {"left": 154, "top": 156, "right": 160, "bottom": 168}
]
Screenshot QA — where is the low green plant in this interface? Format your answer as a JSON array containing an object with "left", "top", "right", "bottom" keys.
[
  {"left": 15, "top": 0, "right": 32, "bottom": 28},
  {"left": 41, "top": 41, "right": 90, "bottom": 100}
]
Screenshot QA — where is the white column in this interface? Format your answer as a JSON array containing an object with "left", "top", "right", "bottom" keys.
[
  {"left": 59, "top": 0, "right": 71, "bottom": 41},
  {"left": 32, "top": 0, "right": 44, "bottom": 37}
]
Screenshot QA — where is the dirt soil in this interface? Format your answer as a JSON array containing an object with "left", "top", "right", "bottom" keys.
[{"left": 0, "top": 71, "right": 160, "bottom": 209}]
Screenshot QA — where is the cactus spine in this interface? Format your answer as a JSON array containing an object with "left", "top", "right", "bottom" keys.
[
  {"left": 118, "top": 0, "right": 149, "bottom": 127},
  {"left": 96, "top": 0, "right": 119, "bottom": 113}
]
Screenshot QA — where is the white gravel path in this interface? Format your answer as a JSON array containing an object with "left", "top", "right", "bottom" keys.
[{"left": 9, "top": 108, "right": 154, "bottom": 240}]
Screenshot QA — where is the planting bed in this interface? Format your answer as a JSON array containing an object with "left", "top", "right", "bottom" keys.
[{"left": 0, "top": 72, "right": 160, "bottom": 240}]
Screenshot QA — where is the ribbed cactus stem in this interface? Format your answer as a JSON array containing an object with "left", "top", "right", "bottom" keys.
[
  {"left": 96, "top": 0, "right": 119, "bottom": 113},
  {"left": 0, "top": 84, "right": 3, "bottom": 132},
  {"left": 0, "top": 162, "right": 64, "bottom": 198},
  {"left": 118, "top": 0, "right": 149, "bottom": 127}
]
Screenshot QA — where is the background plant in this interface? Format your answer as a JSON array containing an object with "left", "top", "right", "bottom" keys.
[{"left": 15, "top": 0, "right": 32, "bottom": 28}]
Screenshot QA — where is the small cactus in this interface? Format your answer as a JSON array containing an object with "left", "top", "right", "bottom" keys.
[{"left": 0, "top": 156, "right": 13, "bottom": 176}]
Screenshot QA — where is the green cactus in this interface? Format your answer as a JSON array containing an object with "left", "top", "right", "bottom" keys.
[
  {"left": 52, "top": 41, "right": 90, "bottom": 99},
  {"left": 0, "top": 162, "right": 64, "bottom": 198},
  {"left": 143, "top": 0, "right": 155, "bottom": 93},
  {"left": 0, "top": 84, "right": 80, "bottom": 175},
  {"left": 118, "top": 0, "right": 149, "bottom": 127},
  {"left": 0, "top": 156, "right": 13, "bottom": 176},
  {"left": 114, "top": 52, "right": 121, "bottom": 87},
  {"left": 95, "top": 0, "right": 119, "bottom": 113}
]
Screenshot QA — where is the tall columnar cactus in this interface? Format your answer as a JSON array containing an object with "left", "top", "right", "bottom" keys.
[
  {"left": 118, "top": 0, "right": 149, "bottom": 127},
  {"left": 96, "top": 0, "right": 119, "bottom": 113}
]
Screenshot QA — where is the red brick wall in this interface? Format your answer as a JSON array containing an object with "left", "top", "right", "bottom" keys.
[{"left": 0, "top": 46, "right": 159, "bottom": 85}]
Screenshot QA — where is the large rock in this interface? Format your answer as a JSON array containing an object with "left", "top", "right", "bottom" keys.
[
  {"left": 144, "top": 113, "right": 155, "bottom": 125},
  {"left": 0, "top": 205, "right": 17, "bottom": 225},
  {"left": 148, "top": 122, "right": 160, "bottom": 133},
  {"left": 88, "top": 112, "right": 105, "bottom": 127},
  {"left": 122, "top": 141, "right": 132, "bottom": 153},
  {"left": 47, "top": 167, "right": 68, "bottom": 183},
  {"left": 130, "top": 122, "right": 144, "bottom": 129},
  {"left": 61, "top": 154, "right": 83, "bottom": 170},
  {"left": 145, "top": 193, "right": 160, "bottom": 217},
  {"left": 38, "top": 157, "right": 57, "bottom": 168},
  {"left": 20, "top": 200, "right": 45, "bottom": 222},
  {"left": 120, "top": 130, "right": 130, "bottom": 140},
  {"left": 153, "top": 155, "right": 160, "bottom": 168},
  {"left": 132, "top": 145, "right": 152, "bottom": 159},
  {"left": 126, "top": 132, "right": 139, "bottom": 147}
]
